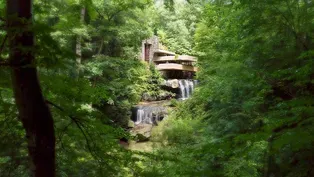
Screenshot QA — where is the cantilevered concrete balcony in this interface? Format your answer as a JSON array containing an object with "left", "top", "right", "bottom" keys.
[
  {"left": 156, "top": 63, "right": 198, "bottom": 72},
  {"left": 155, "top": 49, "right": 176, "bottom": 56},
  {"left": 154, "top": 55, "right": 197, "bottom": 63}
]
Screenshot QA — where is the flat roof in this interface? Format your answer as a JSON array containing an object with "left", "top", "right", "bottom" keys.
[
  {"left": 154, "top": 55, "right": 197, "bottom": 62},
  {"left": 156, "top": 63, "right": 198, "bottom": 72},
  {"left": 155, "top": 49, "right": 176, "bottom": 56}
]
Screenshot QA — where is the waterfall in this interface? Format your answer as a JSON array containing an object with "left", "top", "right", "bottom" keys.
[
  {"left": 178, "top": 79, "right": 195, "bottom": 99},
  {"left": 134, "top": 105, "right": 165, "bottom": 125},
  {"left": 179, "top": 80, "right": 186, "bottom": 99},
  {"left": 185, "top": 80, "right": 191, "bottom": 98},
  {"left": 135, "top": 109, "right": 144, "bottom": 125},
  {"left": 189, "top": 80, "right": 194, "bottom": 97},
  {"left": 134, "top": 80, "right": 197, "bottom": 124}
]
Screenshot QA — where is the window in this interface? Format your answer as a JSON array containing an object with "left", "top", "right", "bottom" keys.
[{"left": 144, "top": 44, "right": 151, "bottom": 62}]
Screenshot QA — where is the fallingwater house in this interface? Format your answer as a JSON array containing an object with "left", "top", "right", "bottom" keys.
[
  {"left": 128, "top": 36, "right": 198, "bottom": 142},
  {"left": 131, "top": 36, "right": 198, "bottom": 126},
  {"left": 140, "top": 36, "right": 197, "bottom": 79}
]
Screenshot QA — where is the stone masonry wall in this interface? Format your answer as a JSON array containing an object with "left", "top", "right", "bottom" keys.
[{"left": 141, "top": 36, "right": 159, "bottom": 63}]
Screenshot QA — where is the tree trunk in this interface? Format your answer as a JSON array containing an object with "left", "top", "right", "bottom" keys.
[
  {"left": 98, "top": 38, "right": 104, "bottom": 55},
  {"left": 6, "top": 0, "right": 56, "bottom": 177},
  {"left": 76, "top": 7, "right": 86, "bottom": 77}
]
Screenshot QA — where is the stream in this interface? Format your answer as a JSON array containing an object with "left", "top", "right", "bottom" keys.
[{"left": 128, "top": 79, "right": 197, "bottom": 151}]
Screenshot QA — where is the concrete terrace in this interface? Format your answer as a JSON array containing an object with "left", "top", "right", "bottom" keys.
[{"left": 141, "top": 36, "right": 197, "bottom": 76}]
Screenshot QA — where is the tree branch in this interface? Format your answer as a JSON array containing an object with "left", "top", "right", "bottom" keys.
[
  {"left": 45, "top": 100, "right": 97, "bottom": 156},
  {"left": 0, "top": 35, "right": 9, "bottom": 67},
  {"left": 46, "top": 100, "right": 116, "bottom": 170},
  {"left": 108, "top": 8, "right": 125, "bottom": 21},
  {"left": 0, "top": 34, "right": 8, "bottom": 55}
]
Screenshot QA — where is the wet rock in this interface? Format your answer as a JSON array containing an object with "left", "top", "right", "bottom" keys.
[
  {"left": 132, "top": 105, "right": 166, "bottom": 125},
  {"left": 131, "top": 124, "right": 153, "bottom": 142},
  {"left": 157, "top": 91, "right": 174, "bottom": 100},
  {"left": 136, "top": 133, "right": 150, "bottom": 142},
  {"left": 162, "top": 79, "right": 179, "bottom": 88},
  {"left": 141, "top": 93, "right": 157, "bottom": 101},
  {"left": 128, "top": 120, "right": 135, "bottom": 128}
]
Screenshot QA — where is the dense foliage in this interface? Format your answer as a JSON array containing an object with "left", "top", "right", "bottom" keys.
[
  {"left": 146, "top": 0, "right": 314, "bottom": 177},
  {"left": 0, "top": 0, "right": 159, "bottom": 176},
  {"left": 1, "top": 0, "right": 314, "bottom": 176},
  {"left": 153, "top": 0, "right": 202, "bottom": 55}
]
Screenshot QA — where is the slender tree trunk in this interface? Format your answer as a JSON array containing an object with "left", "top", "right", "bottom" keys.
[
  {"left": 98, "top": 38, "right": 104, "bottom": 55},
  {"left": 6, "top": 0, "right": 56, "bottom": 176},
  {"left": 76, "top": 7, "right": 86, "bottom": 77}
]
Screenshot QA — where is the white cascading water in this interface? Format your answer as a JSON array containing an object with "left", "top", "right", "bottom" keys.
[
  {"left": 179, "top": 79, "right": 195, "bottom": 99},
  {"left": 146, "top": 111, "right": 153, "bottom": 124},
  {"left": 134, "top": 106, "right": 164, "bottom": 125},
  {"left": 189, "top": 80, "right": 194, "bottom": 97},
  {"left": 185, "top": 80, "right": 191, "bottom": 98},
  {"left": 135, "top": 109, "right": 144, "bottom": 125},
  {"left": 134, "top": 80, "right": 197, "bottom": 124},
  {"left": 179, "top": 80, "right": 186, "bottom": 99}
]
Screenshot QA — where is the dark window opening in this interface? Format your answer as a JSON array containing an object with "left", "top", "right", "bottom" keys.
[{"left": 144, "top": 44, "right": 151, "bottom": 62}]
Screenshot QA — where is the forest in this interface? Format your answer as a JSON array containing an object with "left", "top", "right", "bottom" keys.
[{"left": 1, "top": 0, "right": 314, "bottom": 177}]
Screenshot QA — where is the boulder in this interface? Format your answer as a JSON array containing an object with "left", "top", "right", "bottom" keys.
[
  {"left": 157, "top": 91, "right": 174, "bottom": 100},
  {"left": 128, "top": 120, "right": 135, "bottom": 128},
  {"left": 131, "top": 124, "right": 153, "bottom": 142},
  {"left": 142, "top": 93, "right": 157, "bottom": 101},
  {"left": 162, "top": 79, "right": 179, "bottom": 88},
  {"left": 136, "top": 133, "right": 150, "bottom": 142}
]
